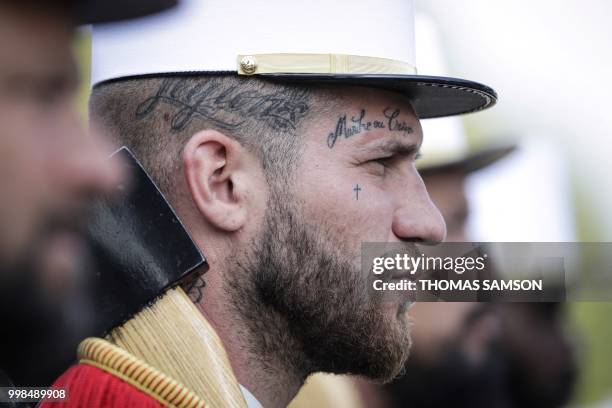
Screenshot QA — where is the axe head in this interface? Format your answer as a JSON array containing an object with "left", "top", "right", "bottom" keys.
[{"left": 87, "top": 147, "right": 207, "bottom": 336}]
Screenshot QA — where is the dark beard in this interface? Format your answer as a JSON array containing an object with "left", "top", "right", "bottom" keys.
[
  {"left": 0, "top": 212, "right": 94, "bottom": 386},
  {"left": 383, "top": 340, "right": 508, "bottom": 408},
  {"left": 383, "top": 306, "right": 509, "bottom": 408},
  {"left": 225, "top": 189, "right": 411, "bottom": 383},
  {"left": 0, "top": 258, "right": 89, "bottom": 387}
]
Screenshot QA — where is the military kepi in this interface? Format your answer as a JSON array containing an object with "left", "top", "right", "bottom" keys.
[{"left": 92, "top": 0, "right": 497, "bottom": 119}]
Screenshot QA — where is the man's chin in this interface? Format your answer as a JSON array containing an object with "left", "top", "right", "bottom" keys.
[
  {"left": 365, "top": 323, "right": 412, "bottom": 383},
  {"left": 0, "top": 227, "right": 90, "bottom": 303},
  {"left": 339, "top": 305, "right": 412, "bottom": 383}
]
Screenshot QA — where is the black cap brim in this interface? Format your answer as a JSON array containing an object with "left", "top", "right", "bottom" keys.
[
  {"left": 260, "top": 73, "right": 497, "bottom": 119},
  {"left": 420, "top": 144, "right": 516, "bottom": 176},
  {"left": 75, "top": 0, "right": 177, "bottom": 24}
]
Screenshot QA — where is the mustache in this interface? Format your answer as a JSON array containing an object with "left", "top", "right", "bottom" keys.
[{"left": 0, "top": 201, "right": 93, "bottom": 279}]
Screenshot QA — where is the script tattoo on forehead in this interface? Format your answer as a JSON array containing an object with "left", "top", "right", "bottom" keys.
[
  {"left": 326, "top": 107, "right": 413, "bottom": 148},
  {"left": 135, "top": 78, "right": 310, "bottom": 132}
]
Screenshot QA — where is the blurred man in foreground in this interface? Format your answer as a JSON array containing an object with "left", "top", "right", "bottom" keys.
[{"left": 0, "top": 0, "right": 177, "bottom": 388}]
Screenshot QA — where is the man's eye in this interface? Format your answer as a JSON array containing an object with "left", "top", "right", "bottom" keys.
[
  {"left": 35, "top": 84, "right": 67, "bottom": 106},
  {"left": 373, "top": 157, "right": 393, "bottom": 167},
  {"left": 35, "top": 90, "right": 58, "bottom": 106},
  {"left": 362, "top": 157, "right": 393, "bottom": 175},
  {"left": 365, "top": 152, "right": 421, "bottom": 171}
]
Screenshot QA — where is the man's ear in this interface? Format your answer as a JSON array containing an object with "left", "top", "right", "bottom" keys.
[{"left": 182, "top": 130, "right": 248, "bottom": 232}]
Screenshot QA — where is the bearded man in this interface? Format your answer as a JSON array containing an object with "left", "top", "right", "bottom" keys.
[
  {"left": 0, "top": 0, "right": 177, "bottom": 389},
  {"left": 72, "top": 0, "right": 496, "bottom": 406}
]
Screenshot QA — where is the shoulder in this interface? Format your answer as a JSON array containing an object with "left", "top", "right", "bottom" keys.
[{"left": 42, "top": 338, "right": 206, "bottom": 408}]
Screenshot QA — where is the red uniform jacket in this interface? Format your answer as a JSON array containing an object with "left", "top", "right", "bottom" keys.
[{"left": 41, "top": 338, "right": 206, "bottom": 408}]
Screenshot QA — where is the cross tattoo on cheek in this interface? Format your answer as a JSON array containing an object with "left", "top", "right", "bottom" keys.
[{"left": 354, "top": 184, "right": 362, "bottom": 200}]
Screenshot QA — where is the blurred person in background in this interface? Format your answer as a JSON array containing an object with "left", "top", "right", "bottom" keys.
[
  {"left": 0, "top": 0, "right": 177, "bottom": 389},
  {"left": 381, "top": 127, "right": 578, "bottom": 408},
  {"left": 382, "top": 16, "right": 577, "bottom": 408},
  {"left": 369, "top": 113, "right": 515, "bottom": 408},
  {"left": 497, "top": 302, "right": 577, "bottom": 408}
]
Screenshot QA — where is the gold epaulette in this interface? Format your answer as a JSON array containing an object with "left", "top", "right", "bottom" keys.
[{"left": 78, "top": 337, "right": 207, "bottom": 408}]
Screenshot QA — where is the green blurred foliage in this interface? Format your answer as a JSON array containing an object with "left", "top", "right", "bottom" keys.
[
  {"left": 571, "top": 302, "right": 612, "bottom": 405},
  {"left": 73, "top": 28, "right": 91, "bottom": 119}
]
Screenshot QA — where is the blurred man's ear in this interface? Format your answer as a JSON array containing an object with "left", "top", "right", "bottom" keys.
[{"left": 182, "top": 130, "right": 249, "bottom": 232}]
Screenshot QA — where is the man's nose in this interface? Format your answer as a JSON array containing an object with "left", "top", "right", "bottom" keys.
[{"left": 392, "top": 184, "right": 447, "bottom": 243}]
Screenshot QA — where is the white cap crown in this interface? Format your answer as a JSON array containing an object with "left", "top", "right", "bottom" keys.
[{"left": 93, "top": 0, "right": 417, "bottom": 85}]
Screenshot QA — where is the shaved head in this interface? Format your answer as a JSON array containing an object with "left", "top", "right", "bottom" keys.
[
  {"left": 90, "top": 75, "right": 330, "bottom": 199},
  {"left": 90, "top": 76, "right": 440, "bottom": 405}
]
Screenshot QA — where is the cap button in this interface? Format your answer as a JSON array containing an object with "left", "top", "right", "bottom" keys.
[{"left": 240, "top": 55, "right": 258, "bottom": 75}]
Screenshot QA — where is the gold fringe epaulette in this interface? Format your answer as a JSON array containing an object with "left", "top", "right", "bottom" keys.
[{"left": 78, "top": 337, "right": 207, "bottom": 408}]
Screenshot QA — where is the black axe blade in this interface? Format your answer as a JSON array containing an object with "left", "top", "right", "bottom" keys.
[{"left": 87, "top": 147, "right": 207, "bottom": 336}]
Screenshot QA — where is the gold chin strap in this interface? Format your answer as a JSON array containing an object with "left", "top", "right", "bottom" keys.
[{"left": 237, "top": 53, "right": 417, "bottom": 76}]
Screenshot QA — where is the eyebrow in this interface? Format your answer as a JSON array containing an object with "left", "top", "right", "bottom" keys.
[
  {"left": 368, "top": 140, "right": 420, "bottom": 157},
  {"left": 4, "top": 68, "right": 79, "bottom": 93}
]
